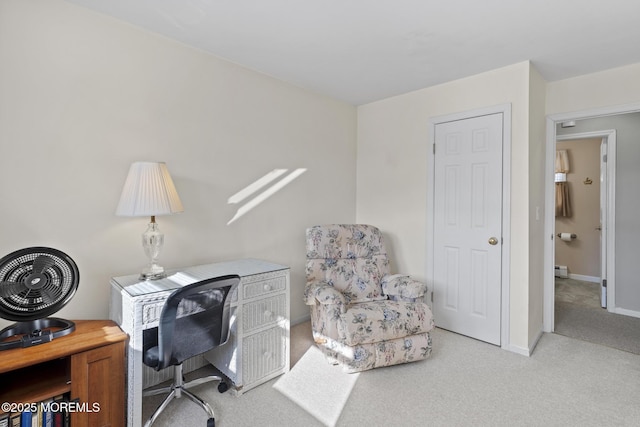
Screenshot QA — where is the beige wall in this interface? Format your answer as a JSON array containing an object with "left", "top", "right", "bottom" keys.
[
  {"left": 527, "top": 64, "right": 547, "bottom": 349},
  {"left": 555, "top": 139, "right": 601, "bottom": 279},
  {"left": 357, "top": 61, "right": 537, "bottom": 352},
  {"left": 4, "top": 0, "right": 640, "bottom": 353},
  {"left": 0, "top": 0, "right": 357, "bottom": 328},
  {"left": 546, "top": 63, "right": 640, "bottom": 115}
]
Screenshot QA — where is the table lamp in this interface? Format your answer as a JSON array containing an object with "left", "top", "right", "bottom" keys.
[{"left": 116, "top": 161, "right": 184, "bottom": 280}]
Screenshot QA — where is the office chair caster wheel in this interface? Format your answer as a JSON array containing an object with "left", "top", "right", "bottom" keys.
[
  {"left": 207, "top": 418, "right": 215, "bottom": 427},
  {"left": 217, "top": 381, "right": 229, "bottom": 393}
]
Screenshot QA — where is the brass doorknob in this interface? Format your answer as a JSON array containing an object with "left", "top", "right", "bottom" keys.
[{"left": 488, "top": 237, "right": 499, "bottom": 246}]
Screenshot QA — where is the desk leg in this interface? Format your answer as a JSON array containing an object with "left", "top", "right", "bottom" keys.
[
  {"left": 120, "top": 302, "right": 144, "bottom": 427},
  {"left": 127, "top": 339, "right": 143, "bottom": 427}
]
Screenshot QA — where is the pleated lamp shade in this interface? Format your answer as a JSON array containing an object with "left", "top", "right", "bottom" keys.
[{"left": 116, "top": 162, "right": 184, "bottom": 217}]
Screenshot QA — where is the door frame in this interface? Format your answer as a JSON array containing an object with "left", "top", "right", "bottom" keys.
[
  {"left": 427, "top": 103, "right": 512, "bottom": 351},
  {"left": 543, "top": 102, "right": 640, "bottom": 332},
  {"left": 554, "top": 130, "right": 616, "bottom": 310}
]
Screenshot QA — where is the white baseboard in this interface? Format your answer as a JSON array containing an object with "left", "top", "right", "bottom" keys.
[
  {"left": 568, "top": 273, "right": 600, "bottom": 283},
  {"left": 506, "top": 343, "right": 531, "bottom": 357},
  {"left": 612, "top": 307, "right": 640, "bottom": 319},
  {"left": 505, "top": 328, "right": 543, "bottom": 357}
]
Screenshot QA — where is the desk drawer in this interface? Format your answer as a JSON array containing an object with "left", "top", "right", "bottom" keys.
[
  {"left": 242, "top": 294, "right": 286, "bottom": 333},
  {"left": 242, "top": 274, "right": 287, "bottom": 300},
  {"left": 242, "top": 325, "right": 287, "bottom": 388},
  {"left": 141, "top": 299, "right": 167, "bottom": 326}
]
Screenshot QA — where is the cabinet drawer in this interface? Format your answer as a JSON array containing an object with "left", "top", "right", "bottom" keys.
[
  {"left": 242, "top": 326, "right": 287, "bottom": 387},
  {"left": 242, "top": 274, "right": 287, "bottom": 300},
  {"left": 242, "top": 294, "right": 287, "bottom": 333}
]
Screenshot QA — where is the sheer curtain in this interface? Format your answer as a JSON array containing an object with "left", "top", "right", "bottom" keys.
[{"left": 555, "top": 150, "right": 571, "bottom": 217}]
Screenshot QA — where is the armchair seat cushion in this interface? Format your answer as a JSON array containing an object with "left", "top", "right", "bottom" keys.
[
  {"left": 338, "top": 332, "right": 433, "bottom": 373},
  {"left": 339, "top": 300, "right": 433, "bottom": 346}
]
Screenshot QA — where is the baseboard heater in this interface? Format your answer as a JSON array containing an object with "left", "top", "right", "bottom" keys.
[{"left": 555, "top": 265, "right": 568, "bottom": 278}]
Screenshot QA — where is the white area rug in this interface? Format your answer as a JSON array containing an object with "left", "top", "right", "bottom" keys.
[{"left": 273, "top": 346, "right": 359, "bottom": 427}]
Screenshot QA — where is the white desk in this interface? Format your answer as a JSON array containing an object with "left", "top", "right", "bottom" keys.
[{"left": 109, "top": 259, "right": 290, "bottom": 427}]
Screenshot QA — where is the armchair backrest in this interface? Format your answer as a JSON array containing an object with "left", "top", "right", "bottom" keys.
[
  {"left": 306, "top": 224, "right": 390, "bottom": 303},
  {"left": 155, "top": 275, "right": 240, "bottom": 370}
]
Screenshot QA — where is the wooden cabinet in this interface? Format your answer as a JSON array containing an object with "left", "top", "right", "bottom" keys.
[
  {"left": 0, "top": 320, "right": 128, "bottom": 427},
  {"left": 71, "top": 341, "right": 126, "bottom": 427}
]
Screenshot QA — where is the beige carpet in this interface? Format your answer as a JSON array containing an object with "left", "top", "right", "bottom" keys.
[
  {"left": 143, "top": 321, "right": 640, "bottom": 426},
  {"left": 555, "top": 277, "right": 602, "bottom": 309},
  {"left": 273, "top": 345, "right": 359, "bottom": 426},
  {"left": 554, "top": 278, "right": 640, "bottom": 354}
]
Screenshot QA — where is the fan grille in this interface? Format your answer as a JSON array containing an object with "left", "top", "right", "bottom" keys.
[{"left": 0, "top": 248, "right": 79, "bottom": 321}]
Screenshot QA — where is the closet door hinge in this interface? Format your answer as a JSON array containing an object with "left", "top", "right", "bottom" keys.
[{"left": 433, "top": 143, "right": 436, "bottom": 155}]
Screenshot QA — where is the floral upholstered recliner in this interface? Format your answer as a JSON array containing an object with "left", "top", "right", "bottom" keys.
[{"left": 304, "top": 224, "right": 434, "bottom": 373}]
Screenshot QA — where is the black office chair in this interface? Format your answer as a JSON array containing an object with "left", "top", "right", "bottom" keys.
[{"left": 142, "top": 275, "right": 240, "bottom": 427}]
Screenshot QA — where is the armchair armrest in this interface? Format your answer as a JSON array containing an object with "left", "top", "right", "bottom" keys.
[
  {"left": 304, "top": 281, "right": 347, "bottom": 308},
  {"left": 381, "top": 274, "right": 427, "bottom": 302}
]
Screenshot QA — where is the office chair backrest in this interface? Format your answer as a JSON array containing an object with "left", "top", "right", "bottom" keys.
[{"left": 156, "top": 275, "right": 240, "bottom": 370}]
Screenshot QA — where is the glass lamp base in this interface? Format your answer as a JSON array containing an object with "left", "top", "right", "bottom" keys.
[
  {"left": 139, "top": 272, "right": 166, "bottom": 280},
  {"left": 140, "top": 219, "right": 166, "bottom": 281},
  {"left": 139, "top": 261, "right": 166, "bottom": 280}
]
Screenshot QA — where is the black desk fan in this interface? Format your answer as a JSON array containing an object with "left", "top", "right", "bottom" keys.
[{"left": 0, "top": 247, "right": 79, "bottom": 350}]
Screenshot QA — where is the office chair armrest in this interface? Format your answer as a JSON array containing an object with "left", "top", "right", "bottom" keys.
[{"left": 381, "top": 274, "right": 427, "bottom": 302}]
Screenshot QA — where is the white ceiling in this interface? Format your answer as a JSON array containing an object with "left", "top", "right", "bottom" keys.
[{"left": 66, "top": 0, "right": 640, "bottom": 105}]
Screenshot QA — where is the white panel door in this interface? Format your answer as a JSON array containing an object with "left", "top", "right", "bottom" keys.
[{"left": 433, "top": 113, "right": 503, "bottom": 345}]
